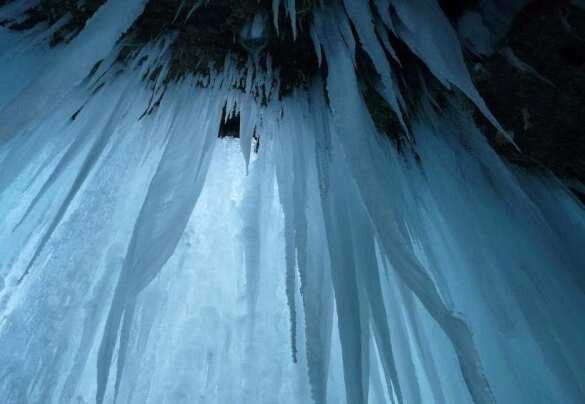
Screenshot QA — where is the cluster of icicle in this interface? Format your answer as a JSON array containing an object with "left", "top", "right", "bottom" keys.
[{"left": 0, "top": 0, "right": 584, "bottom": 403}]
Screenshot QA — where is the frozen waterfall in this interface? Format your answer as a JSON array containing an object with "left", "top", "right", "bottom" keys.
[{"left": 0, "top": 1, "right": 584, "bottom": 403}]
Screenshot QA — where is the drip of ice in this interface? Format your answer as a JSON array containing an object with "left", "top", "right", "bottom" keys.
[
  {"left": 240, "top": 11, "right": 271, "bottom": 56},
  {"left": 0, "top": 1, "right": 584, "bottom": 404}
]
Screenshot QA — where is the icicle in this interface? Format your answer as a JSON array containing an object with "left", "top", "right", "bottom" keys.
[
  {"left": 274, "top": 119, "right": 300, "bottom": 363},
  {"left": 172, "top": 0, "right": 186, "bottom": 23},
  {"left": 389, "top": 0, "right": 509, "bottom": 140},
  {"left": 14, "top": 53, "right": 158, "bottom": 280},
  {"left": 185, "top": 0, "right": 205, "bottom": 22},
  {"left": 238, "top": 95, "right": 258, "bottom": 172},
  {"left": 373, "top": 0, "right": 396, "bottom": 34},
  {"left": 0, "top": 0, "right": 148, "bottom": 143},
  {"left": 239, "top": 138, "right": 266, "bottom": 323},
  {"left": 1, "top": 1, "right": 585, "bottom": 403},
  {"left": 310, "top": 26, "right": 323, "bottom": 67},
  {"left": 349, "top": 201, "right": 404, "bottom": 403},
  {"left": 0, "top": 0, "right": 41, "bottom": 20},
  {"left": 272, "top": 0, "right": 282, "bottom": 35},
  {"left": 320, "top": 168, "right": 369, "bottom": 404},
  {"left": 286, "top": 0, "right": 297, "bottom": 39},
  {"left": 239, "top": 11, "right": 270, "bottom": 57},
  {"left": 375, "top": 18, "right": 401, "bottom": 65},
  {"left": 290, "top": 85, "right": 336, "bottom": 404},
  {"left": 499, "top": 46, "right": 556, "bottom": 87},
  {"left": 96, "top": 86, "right": 224, "bottom": 403},
  {"left": 340, "top": 0, "right": 404, "bottom": 124},
  {"left": 314, "top": 6, "right": 497, "bottom": 403}
]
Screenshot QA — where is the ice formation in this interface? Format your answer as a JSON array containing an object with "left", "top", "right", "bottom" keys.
[{"left": 0, "top": 1, "right": 584, "bottom": 403}]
